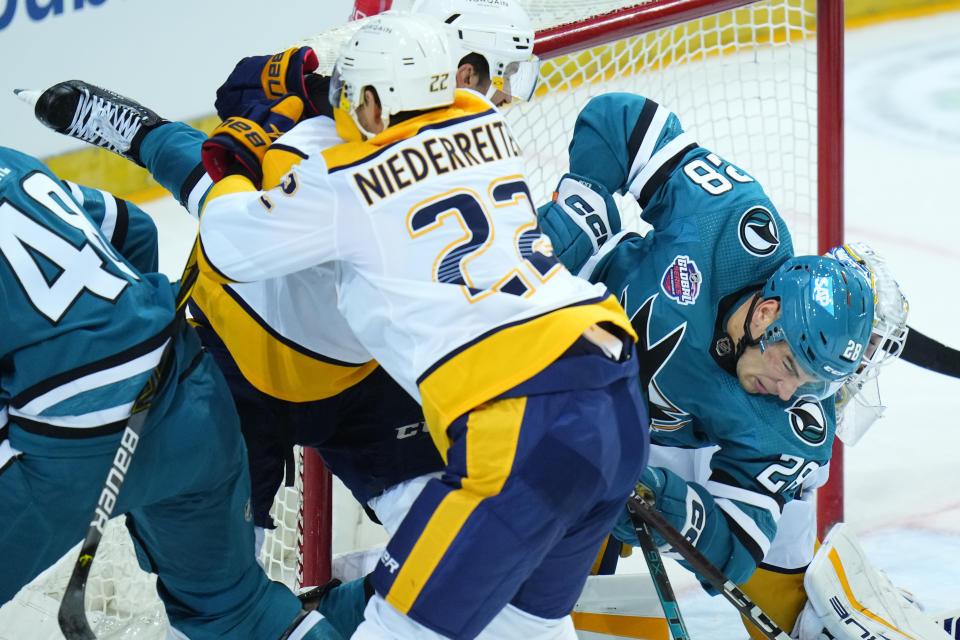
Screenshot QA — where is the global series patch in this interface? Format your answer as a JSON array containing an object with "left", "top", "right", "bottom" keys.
[{"left": 661, "top": 255, "right": 701, "bottom": 305}]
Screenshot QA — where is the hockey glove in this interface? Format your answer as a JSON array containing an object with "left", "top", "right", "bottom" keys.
[
  {"left": 214, "top": 46, "right": 330, "bottom": 120},
  {"left": 201, "top": 94, "right": 304, "bottom": 188},
  {"left": 536, "top": 173, "right": 621, "bottom": 274}
]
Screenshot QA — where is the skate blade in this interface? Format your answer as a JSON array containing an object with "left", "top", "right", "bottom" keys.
[{"left": 13, "top": 88, "right": 42, "bottom": 107}]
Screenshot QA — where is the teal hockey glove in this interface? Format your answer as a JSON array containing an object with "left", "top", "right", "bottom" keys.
[
  {"left": 537, "top": 172, "right": 621, "bottom": 273},
  {"left": 612, "top": 466, "right": 762, "bottom": 587}
]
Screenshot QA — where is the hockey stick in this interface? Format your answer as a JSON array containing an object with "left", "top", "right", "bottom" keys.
[
  {"left": 901, "top": 326, "right": 960, "bottom": 379},
  {"left": 58, "top": 245, "right": 200, "bottom": 639},
  {"left": 626, "top": 492, "right": 691, "bottom": 640},
  {"left": 625, "top": 494, "right": 792, "bottom": 640}
]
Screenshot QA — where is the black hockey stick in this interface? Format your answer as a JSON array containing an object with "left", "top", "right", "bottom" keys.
[
  {"left": 901, "top": 326, "right": 960, "bottom": 379},
  {"left": 58, "top": 245, "right": 200, "bottom": 639},
  {"left": 626, "top": 491, "right": 691, "bottom": 640},
  {"left": 625, "top": 494, "right": 792, "bottom": 640}
]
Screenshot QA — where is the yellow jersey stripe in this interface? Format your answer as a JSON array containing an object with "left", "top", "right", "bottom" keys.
[
  {"left": 190, "top": 275, "right": 378, "bottom": 402},
  {"left": 419, "top": 294, "right": 636, "bottom": 440}
]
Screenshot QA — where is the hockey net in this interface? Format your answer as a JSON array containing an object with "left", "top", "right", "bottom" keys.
[{"left": 0, "top": 1, "right": 838, "bottom": 637}]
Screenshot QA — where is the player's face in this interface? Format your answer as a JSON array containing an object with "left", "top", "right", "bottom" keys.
[{"left": 736, "top": 340, "right": 819, "bottom": 401}]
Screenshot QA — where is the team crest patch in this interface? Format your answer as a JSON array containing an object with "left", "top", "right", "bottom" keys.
[
  {"left": 738, "top": 206, "right": 780, "bottom": 256},
  {"left": 661, "top": 255, "right": 701, "bottom": 305},
  {"left": 786, "top": 397, "right": 828, "bottom": 446}
]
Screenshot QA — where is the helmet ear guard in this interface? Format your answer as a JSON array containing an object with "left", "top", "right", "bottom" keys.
[{"left": 760, "top": 255, "right": 876, "bottom": 400}]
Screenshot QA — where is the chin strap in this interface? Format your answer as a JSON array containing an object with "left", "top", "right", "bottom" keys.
[
  {"left": 711, "top": 290, "right": 763, "bottom": 377},
  {"left": 734, "top": 292, "right": 764, "bottom": 358}
]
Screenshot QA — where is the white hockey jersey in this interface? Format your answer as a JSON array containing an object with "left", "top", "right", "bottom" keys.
[{"left": 199, "top": 90, "right": 633, "bottom": 433}]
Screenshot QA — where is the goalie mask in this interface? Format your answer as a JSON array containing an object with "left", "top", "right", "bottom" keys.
[
  {"left": 411, "top": 0, "right": 540, "bottom": 102},
  {"left": 825, "top": 242, "right": 910, "bottom": 444},
  {"left": 329, "top": 13, "right": 456, "bottom": 140},
  {"left": 759, "top": 255, "right": 875, "bottom": 400}
]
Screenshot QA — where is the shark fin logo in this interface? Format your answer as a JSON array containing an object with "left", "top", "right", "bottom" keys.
[
  {"left": 738, "top": 206, "right": 780, "bottom": 256},
  {"left": 623, "top": 288, "right": 692, "bottom": 431},
  {"left": 786, "top": 397, "right": 828, "bottom": 446}
]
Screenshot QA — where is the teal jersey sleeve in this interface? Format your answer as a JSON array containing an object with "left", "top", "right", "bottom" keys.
[
  {"left": 543, "top": 93, "right": 837, "bottom": 587},
  {"left": 0, "top": 146, "right": 175, "bottom": 433},
  {"left": 65, "top": 181, "right": 159, "bottom": 273},
  {"left": 138, "top": 121, "right": 210, "bottom": 218}
]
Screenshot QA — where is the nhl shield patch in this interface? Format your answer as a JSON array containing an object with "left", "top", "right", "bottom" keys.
[{"left": 661, "top": 255, "right": 701, "bottom": 305}]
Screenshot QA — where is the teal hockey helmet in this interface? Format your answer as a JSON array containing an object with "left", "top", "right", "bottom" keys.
[{"left": 760, "top": 255, "right": 875, "bottom": 399}]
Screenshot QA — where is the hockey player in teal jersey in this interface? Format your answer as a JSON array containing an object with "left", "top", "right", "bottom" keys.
[
  {"left": 537, "top": 92, "right": 889, "bottom": 636},
  {"left": 0, "top": 147, "right": 342, "bottom": 639}
]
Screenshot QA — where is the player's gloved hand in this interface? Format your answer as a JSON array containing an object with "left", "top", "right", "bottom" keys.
[
  {"left": 214, "top": 46, "right": 330, "bottom": 120},
  {"left": 614, "top": 467, "right": 689, "bottom": 549},
  {"left": 201, "top": 94, "right": 304, "bottom": 188},
  {"left": 536, "top": 172, "right": 621, "bottom": 273}
]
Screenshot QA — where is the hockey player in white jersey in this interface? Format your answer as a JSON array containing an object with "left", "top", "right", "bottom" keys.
[
  {"left": 199, "top": 13, "right": 648, "bottom": 640},
  {"left": 0, "top": 147, "right": 342, "bottom": 639}
]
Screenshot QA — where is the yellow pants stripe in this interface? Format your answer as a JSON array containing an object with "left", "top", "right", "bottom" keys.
[{"left": 386, "top": 397, "right": 526, "bottom": 613}]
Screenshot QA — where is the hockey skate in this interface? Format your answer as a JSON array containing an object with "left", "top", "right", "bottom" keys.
[{"left": 15, "top": 80, "right": 167, "bottom": 166}]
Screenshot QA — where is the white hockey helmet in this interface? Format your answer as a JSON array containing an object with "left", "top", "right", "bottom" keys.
[
  {"left": 826, "top": 242, "right": 910, "bottom": 445},
  {"left": 410, "top": 0, "right": 540, "bottom": 102},
  {"left": 329, "top": 12, "right": 456, "bottom": 139}
]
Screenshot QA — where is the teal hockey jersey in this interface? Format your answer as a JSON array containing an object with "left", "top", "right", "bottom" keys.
[
  {"left": 542, "top": 94, "right": 836, "bottom": 584},
  {"left": 0, "top": 147, "right": 175, "bottom": 444}
]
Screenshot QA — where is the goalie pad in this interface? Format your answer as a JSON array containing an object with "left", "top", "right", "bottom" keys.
[
  {"left": 801, "top": 523, "right": 951, "bottom": 640},
  {"left": 571, "top": 574, "right": 670, "bottom": 640}
]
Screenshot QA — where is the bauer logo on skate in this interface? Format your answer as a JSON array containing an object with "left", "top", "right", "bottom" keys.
[{"left": 661, "top": 255, "right": 701, "bottom": 305}]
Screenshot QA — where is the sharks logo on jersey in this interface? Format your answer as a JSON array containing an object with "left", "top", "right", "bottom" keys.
[
  {"left": 623, "top": 288, "right": 692, "bottom": 431},
  {"left": 786, "top": 397, "right": 828, "bottom": 446},
  {"left": 738, "top": 206, "right": 780, "bottom": 256},
  {"left": 661, "top": 255, "right": 701, "bottom": 305}
]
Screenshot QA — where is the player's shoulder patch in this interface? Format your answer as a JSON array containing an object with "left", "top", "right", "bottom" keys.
[
  {"left": 660, "top": 254, "right": 702, "bottom": 305},
  {"left": 784, "top": 396, "right": 828, "bottom": 446},
  {"left": 737, "top": 205, "right": 781, "bottom": 256}
]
